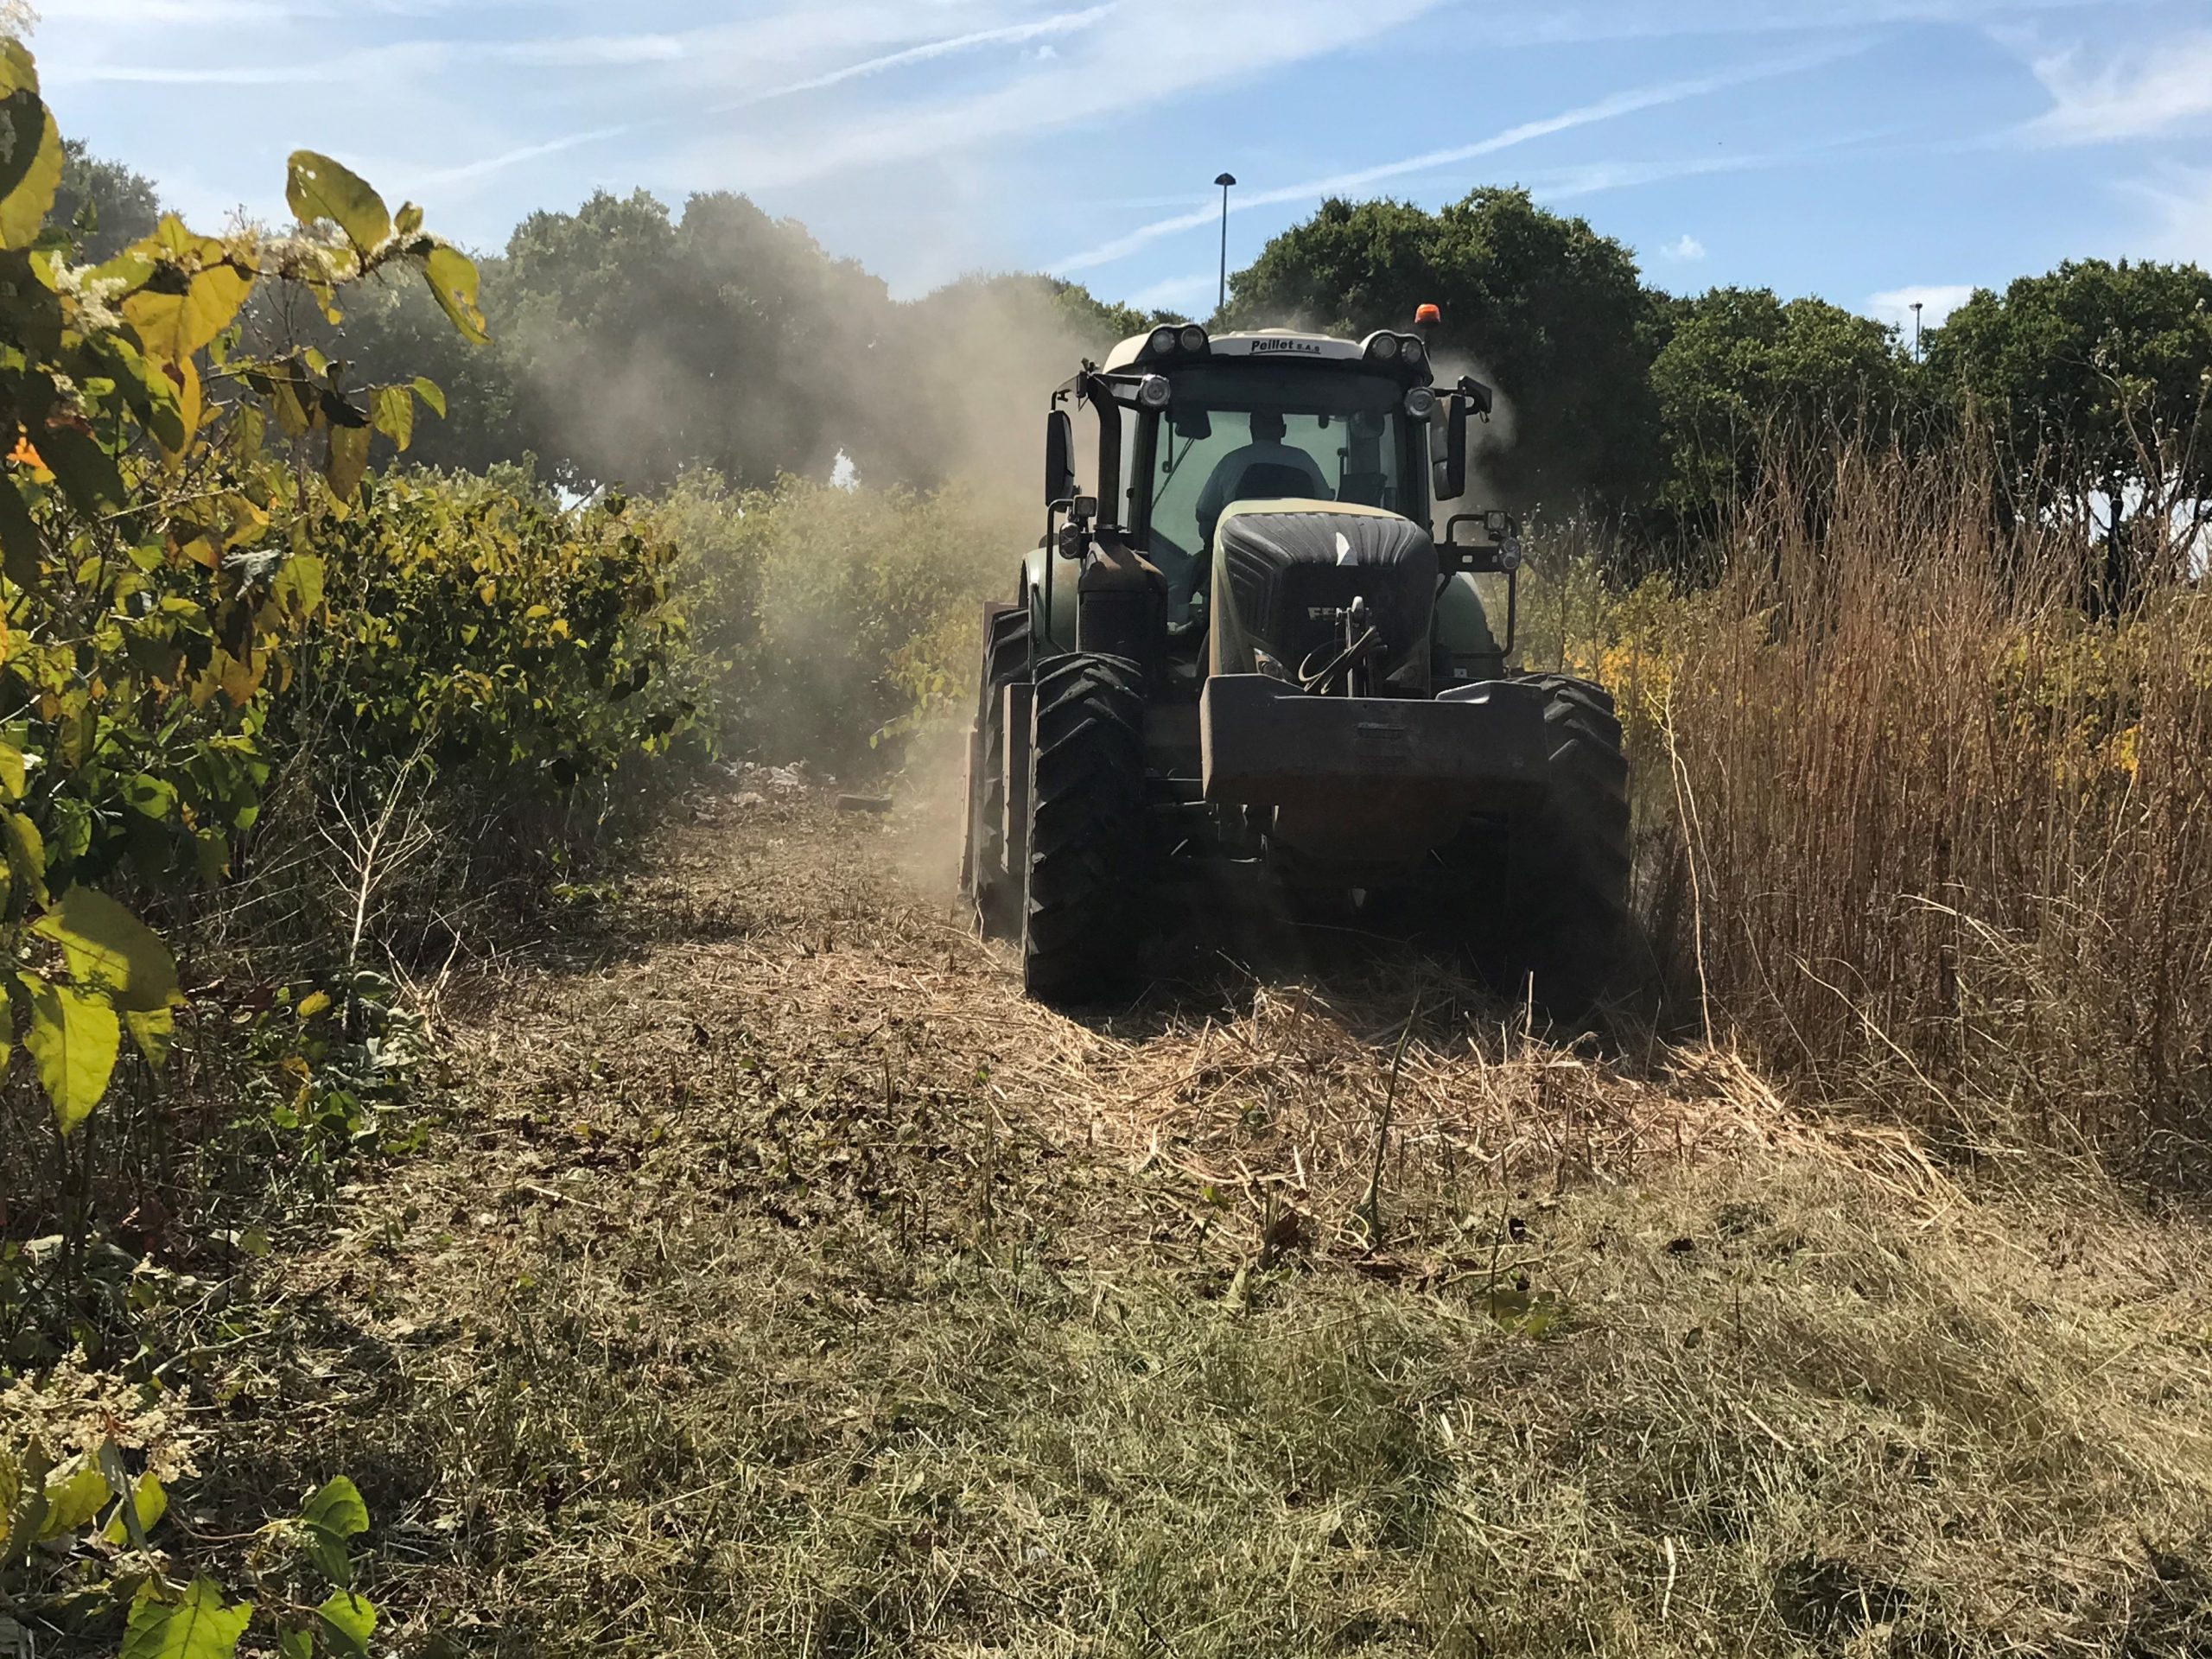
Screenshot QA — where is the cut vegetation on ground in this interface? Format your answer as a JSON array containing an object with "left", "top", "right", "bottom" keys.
[{"left": 195, "top": 784, "right": 2212, "bottom": 1658}]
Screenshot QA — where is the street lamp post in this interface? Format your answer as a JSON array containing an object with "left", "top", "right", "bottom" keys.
[
  {"left": 1214, "top": 172, "right": 1236, "bottom": 320},
  {"left": 1911, "top": 301, "right": 1923, "bottom": 362}
]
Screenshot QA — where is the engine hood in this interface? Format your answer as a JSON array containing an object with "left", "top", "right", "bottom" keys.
[{"left": 1209, "top": 501, "right": 1438, "bottom": 691}]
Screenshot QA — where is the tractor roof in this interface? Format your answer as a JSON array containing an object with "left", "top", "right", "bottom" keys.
[{"left": 1098, "top": 328, "right": 1368, "bottom": 374}]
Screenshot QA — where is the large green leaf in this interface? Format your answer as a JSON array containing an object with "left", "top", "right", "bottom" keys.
[
  {"left": 315, "top": 1590, "right": 377, "bottom": 1659},
  {"left": 120, "top": 1578, "right": 253, "bottom": 1659},
  {"left": 301, "top": 1477, "right": 369, "bottom": 1539},
  {"left": 411, "top": 376, "right": 447, "bottom": 419},
  {"left": 300, "top": 1476, "right": 370, "bottom": 1587},
  {"left": 0, "top": 44, "right": 62, "bottom": 252},
  {"left": 21, "top": 971, "right": 122, "bottom": 1136},
  {"left": 285, "top": 151, "right": 390, "bottom": 254},
  {"left": 33, "top": 886, "right": 181, "bottom": 1012},
  {"left": 419, "top": 244, "right": 488, "bottom": 344}
]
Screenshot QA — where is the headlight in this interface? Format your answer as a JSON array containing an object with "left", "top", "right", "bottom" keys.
[
  {"left": 1401, "top": 334, "right": 1427, "bottom": 365},
  {"left": 1136, "top": 373, "right": 1172, "bottom": 410},
  {"left": 1497, "top": 537, "right": 1523, "bottom": 573},
  {"left": 1147, "top": 326, "right": 1179, "bottom": 357},
  {"left": 1403, "top": 386, "right": 1436, "bottom": 420},
  {"left": 1369, "top": 334, "right": 1400, "bottom": 361},
  {"left": 1178, "top": 323, "right": 1209, "bottom": 353}
]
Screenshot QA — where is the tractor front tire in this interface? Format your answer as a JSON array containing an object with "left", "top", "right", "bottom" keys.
[
  {"left": 1501, "top": 675, "right": 1631, "bottom": 1017},
  {"left": 1021, "top": 652, "right": 1149, "bottom": 1004},
  {"left": 964, "top": 605, "right": 1032, "bottom": 939}
]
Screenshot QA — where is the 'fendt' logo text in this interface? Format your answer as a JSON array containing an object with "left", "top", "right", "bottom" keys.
[{"left": 1248, "top": 338, "right": 1323, "bottom": 354}]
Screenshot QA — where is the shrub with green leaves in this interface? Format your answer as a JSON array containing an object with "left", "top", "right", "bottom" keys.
[{"left": 285, "top": 469, "right": 697, "bottom": 817}]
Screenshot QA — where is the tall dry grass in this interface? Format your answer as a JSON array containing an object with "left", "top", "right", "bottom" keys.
[{"left": 1618, "top": 444, "right": 2212, "bottom": 1173}]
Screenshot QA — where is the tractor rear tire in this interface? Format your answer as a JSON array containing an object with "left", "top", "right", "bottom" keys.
[
  {"left": 1500, "top": 675, "right": 1631, "bottom": 1017},
  {"left": 964, "top": 605, "right": 1032, "bottom": 939},
  {"left": 1021, "top": 652, "right": 1149, "bottom": 1004}
]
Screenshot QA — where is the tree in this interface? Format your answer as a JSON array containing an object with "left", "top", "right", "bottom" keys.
[
  {"left": 1927, "top": 259, "right": 2212, "bottom": 597},
  {"left": 1647, "top": 288, "right": 1908, "bottom": 524},
  {"left": 1225, "top": 189, "right": 1662, "bottom": 516},
  {"left": 50, "top": 139, "right": 161, "bottom": 262}
]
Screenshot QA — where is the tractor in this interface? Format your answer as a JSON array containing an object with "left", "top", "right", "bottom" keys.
[{"left": 959, "top": 315, "right": 1630, "bottom": 1010}]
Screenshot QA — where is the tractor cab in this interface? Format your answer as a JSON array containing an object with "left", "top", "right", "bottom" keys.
[{"left": 1030, "top": 323, "right": 1516, "bottom": 698}]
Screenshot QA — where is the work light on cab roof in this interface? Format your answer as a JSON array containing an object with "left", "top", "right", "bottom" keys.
[{"left": 960, "top": 305, "right": 1630, "bottom": 1020}]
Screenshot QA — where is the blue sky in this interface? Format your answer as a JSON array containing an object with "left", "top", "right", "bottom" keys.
[{"left": 31, "top": 0, "right": 2212, "bottom": 331}]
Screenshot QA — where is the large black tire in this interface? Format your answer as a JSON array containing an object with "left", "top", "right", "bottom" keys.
[
  {"left": 1500, "top": 675, "right": 1631, "bottom": 1016},
  {"left": 963, "top": 606, "right": 1032, "bottom": 938},
  {"left": 1021, "top": 652, "right": 1150, "bottom": 1004}
]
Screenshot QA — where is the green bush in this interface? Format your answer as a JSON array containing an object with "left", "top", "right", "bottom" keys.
[{"left": 284, "top": 467, "right": 698, "bottom": 816}]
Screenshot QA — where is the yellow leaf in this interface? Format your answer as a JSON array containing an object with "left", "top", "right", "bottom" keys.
[
  {"left": 325, "top": 423, "right": 369, "bottom": 502},
  {"left": 124, "top": 1003, "right": 174, "bottom": 1069},
  {"left": 3, "top": 810, "right": 46, "bottom": 906},
  {"left": 420, "top": 244, "right": 488, "bottom": 344},
  {"left": 118, "top": 228, "right": 253, "bottom": 363},
  {"left": 159, "top": 357, "right": 202, "bottom": 470},
  {"left": 296, "top": 989, "right": 332, "bottom": 1020},
  {"left": 285, "top": 150, "right": 390, "bottom": 254},
  {"left": 101, "top": 1471, "right": 168, "bottom": 1548},
  {"left": 38, "top": 1456, "right": 110, "bottom": 1537},
  {"left": 0, "top": 44, "right": 64, "bottom": 254},
  {"left": 22, "top": 973, "right": 122, "bottom": 1136},
  {"left": 33, "top": 887, "right": 182, "bottom": 1012}
]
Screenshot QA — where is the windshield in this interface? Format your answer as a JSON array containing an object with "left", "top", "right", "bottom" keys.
[{"left": 1140, "top": 365, "right": 1422, "bottom": 607}]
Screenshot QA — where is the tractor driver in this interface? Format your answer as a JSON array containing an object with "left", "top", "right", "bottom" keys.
[{"left": 1195, "top": 410, "right": 1331, "bottom": 551}]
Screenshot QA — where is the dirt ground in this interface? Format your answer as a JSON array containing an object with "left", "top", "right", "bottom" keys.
[{"left": 219, "top": 779, "right": 2212, "bottom": 1657}]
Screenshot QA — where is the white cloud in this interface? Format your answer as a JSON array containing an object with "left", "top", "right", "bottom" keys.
[
  {"left": 1865, "top": 283, "right": 1975, "bottom": 330},
  {"left": 46, "top": 39, "right": 448, "bottom": 83},
  {"left": 2022, "top": 32, "right": 2212, "bottom": 144},
  {"left": 499, "top": 34, "right": 690, "bottom": 67},
  {"left": 673, "top": 0, "right": 1459, "bottom": 195},
  {"left": 1662, "top": 232, "right": 1707, "bottom": 260},
  {"left": 2120, "top": 163, "right": 2212, "bottom": 265},
  {"left": 408, "top": 124, "right": 637, "bottom": 191},
  {"left": 727, "top": 7, "right": 1116, "bottom": 107},
  {"left": 1052, "top": 41, "right": 1860, "bottom": 274}
]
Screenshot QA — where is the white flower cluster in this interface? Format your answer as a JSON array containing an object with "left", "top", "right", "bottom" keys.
[
  {"left": 1, "top": 1349, "right": 201, "bottom": 1486},
  {"left": 54, "top": 262, "right": 125, "bottom": 334},
  {"left": 260, "top": 233, "right": 348, "bottom": 285}
]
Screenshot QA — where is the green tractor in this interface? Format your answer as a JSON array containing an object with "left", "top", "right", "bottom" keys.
[{"left": 960, "top": 315, "right": 1629, "bottom": 1010}]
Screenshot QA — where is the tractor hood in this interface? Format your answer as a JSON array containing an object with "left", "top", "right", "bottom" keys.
[{"left": 1210, "top": 500, "right": 1437, "bottom": 692}]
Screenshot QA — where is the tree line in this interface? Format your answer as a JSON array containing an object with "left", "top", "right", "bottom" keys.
[
  {"left": 1233, "top": 190, "right": 2211, "bottom": 583},
  {"left": 62, "top": 146, "right": 2212, "bottom": 588}
]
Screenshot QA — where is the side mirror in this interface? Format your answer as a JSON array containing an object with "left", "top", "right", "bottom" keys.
[
  {"left": 1437, "top": 397, "right": 1469, "bottom": 500},
  {"left": 1458, "top": 374, "right": 1494, "bottom": 417},
  {"left": 1045, "top": 409, "right": 1076, "bottom": 507}
]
